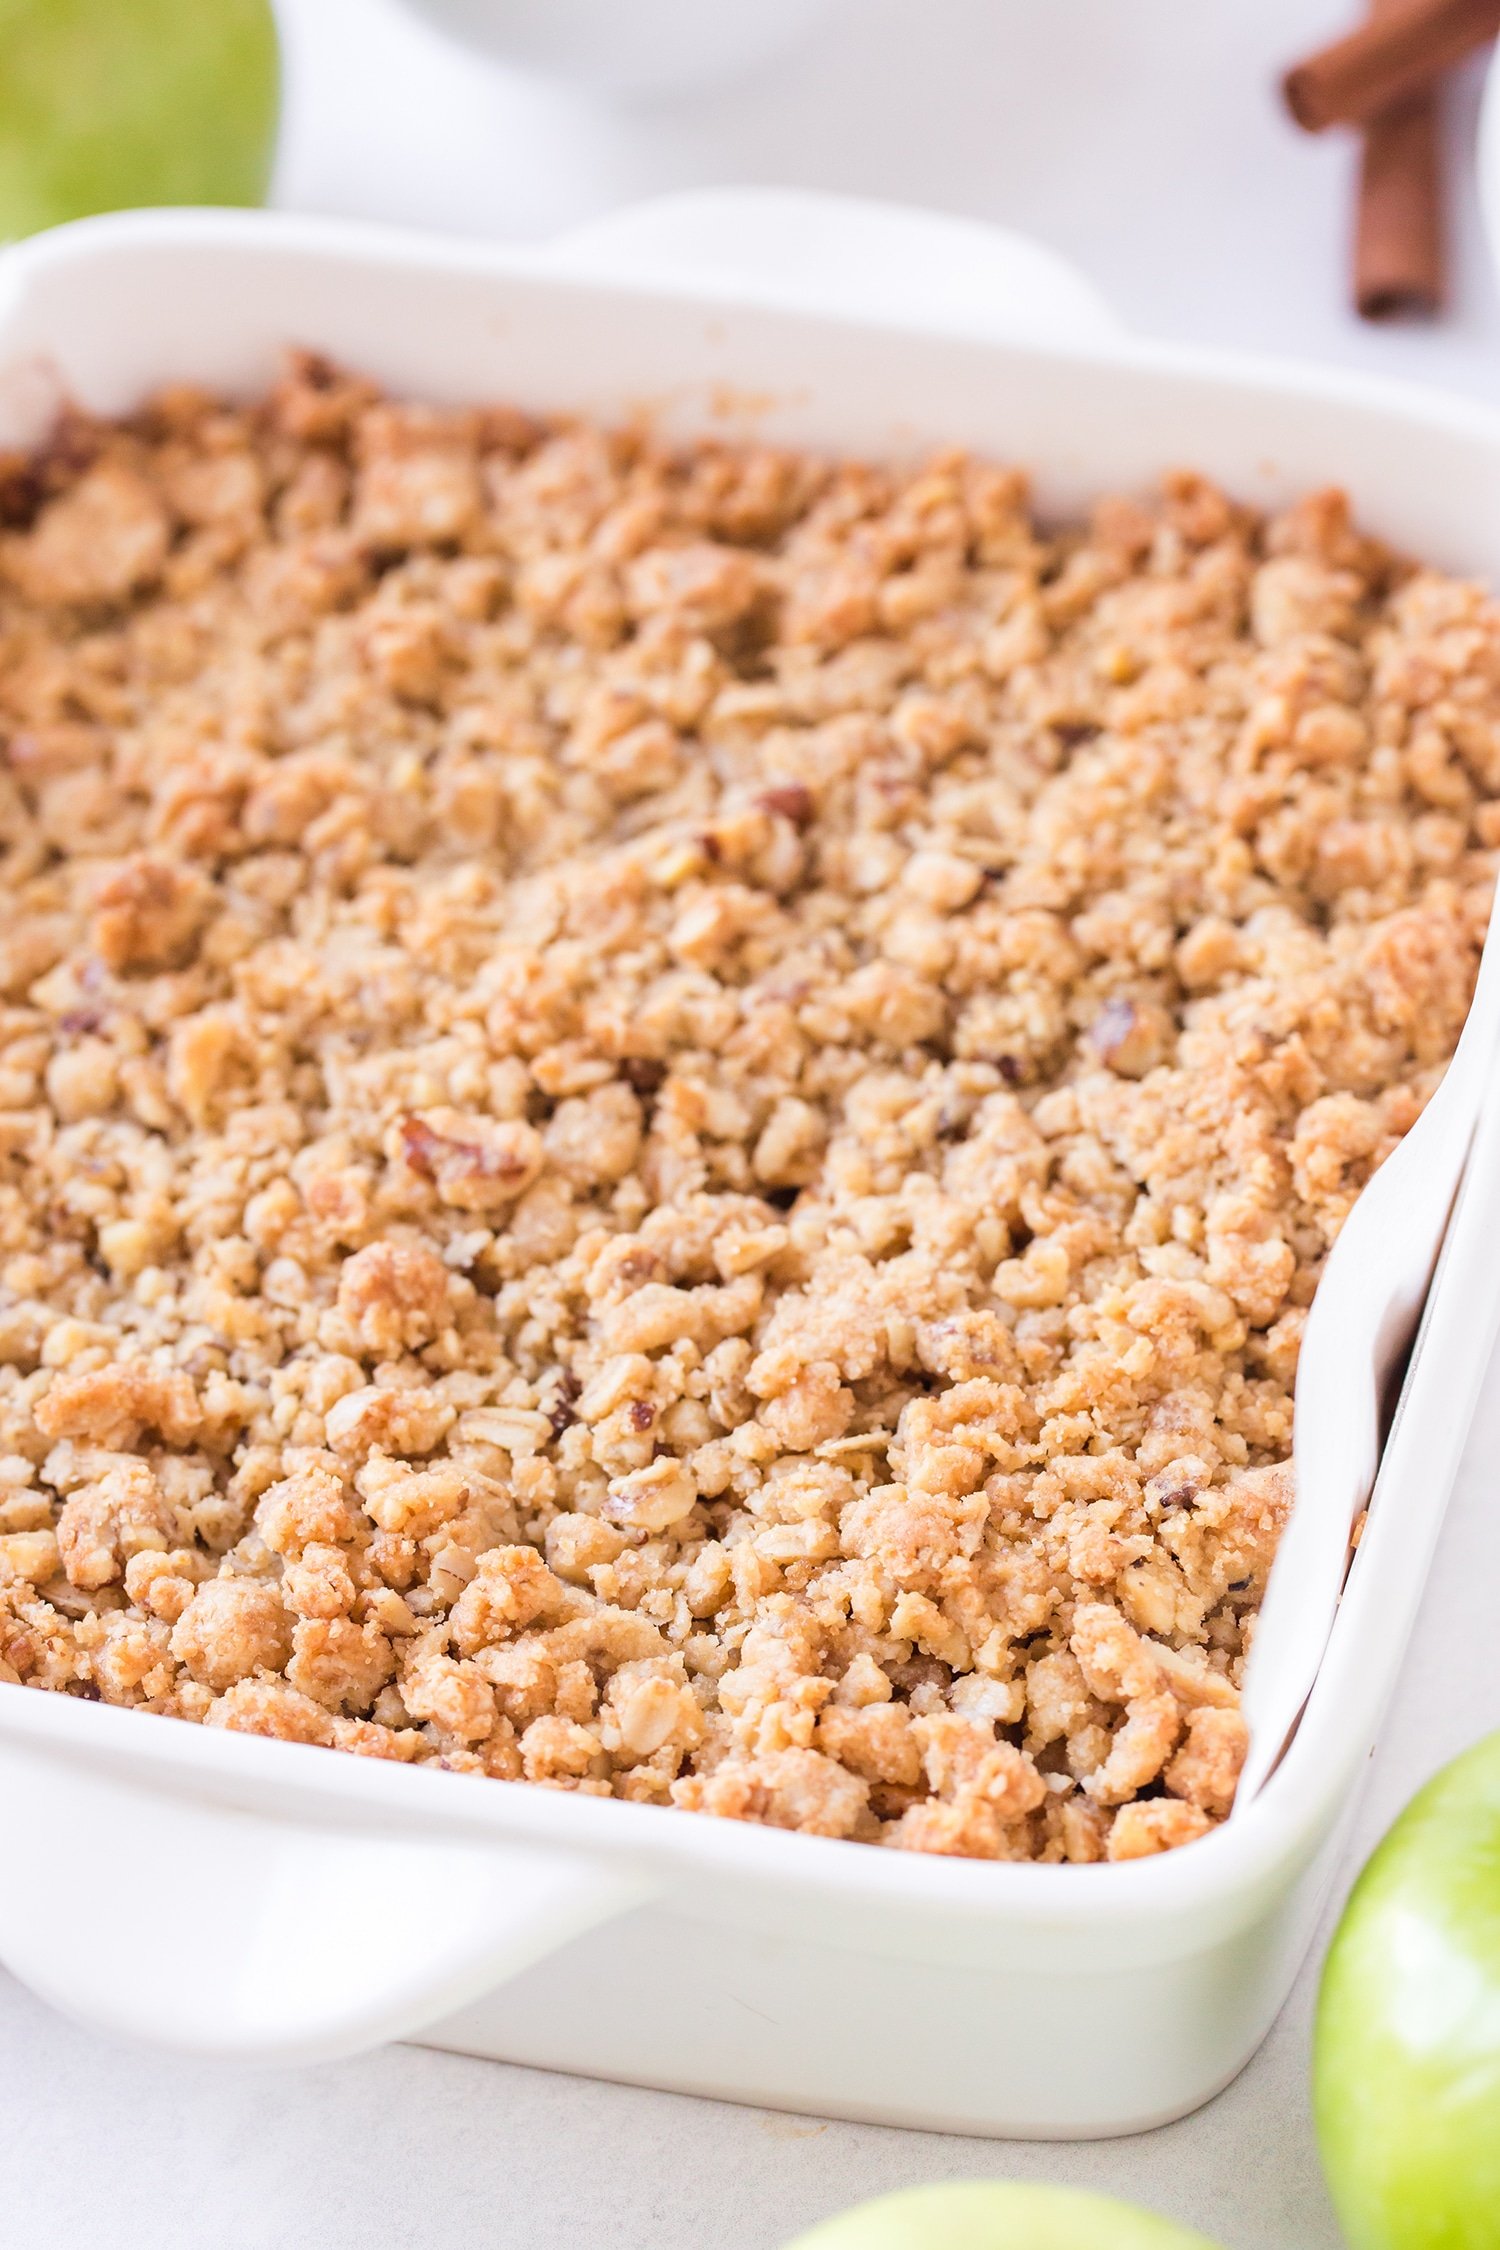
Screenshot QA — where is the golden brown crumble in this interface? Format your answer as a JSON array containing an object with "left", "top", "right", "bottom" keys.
[{"left": 1, "top": 355, "right": 1496, "bottom": 1863}]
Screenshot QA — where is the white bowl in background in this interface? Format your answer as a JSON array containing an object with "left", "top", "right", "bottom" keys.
[
  {"left": 392, "top": 0, "right": 838, "bottom": 98},
  {"left": 1479, "top": 42, "right": 1500, "bottom": 270}
]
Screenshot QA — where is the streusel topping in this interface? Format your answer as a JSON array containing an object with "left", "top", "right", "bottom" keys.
[{"left": 1, "top": 357, "right": 1496, "bottom": 1862}]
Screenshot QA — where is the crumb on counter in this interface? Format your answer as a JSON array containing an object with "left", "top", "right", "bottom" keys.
[{"left": 1, "top": 357, "right": 1496, "bottom": 1862}]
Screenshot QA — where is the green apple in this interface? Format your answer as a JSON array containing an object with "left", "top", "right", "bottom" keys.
[
  {"left": 0, "top": 0, "right": 279, "bottom": 243},
  {"left": 1315, "top": 1731, "right": 1500, "bottom": 2250},
  {"left": 782, "top": 2182, "right": 1224, "bottom": 2250}
]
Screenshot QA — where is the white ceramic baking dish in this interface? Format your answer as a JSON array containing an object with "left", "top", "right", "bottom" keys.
[{"left": 3, "top": 192, "right": 1500, "bottom": 2137}]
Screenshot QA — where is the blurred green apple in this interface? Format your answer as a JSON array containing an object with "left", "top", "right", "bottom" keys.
[
  {"left": 782, "top": 2182, "right": 1224, "bottom": 2250},
  {"left": 0, "top": 0, "right": 278, "bottom": 243},
  {"left": 1315, "top": 1731, "right": 1500, "bottom": 2250}
]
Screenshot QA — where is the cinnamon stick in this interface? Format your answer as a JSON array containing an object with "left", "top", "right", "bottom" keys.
[
  {"left": 1355, "top": 95, "right": 1445, "bottom": 316},
  {"left": 1284, "top": 0, "right": 1500, "bottom": 132},
  {"left": 1355, "top": 0, "right": 1447, "bottom": 318}
]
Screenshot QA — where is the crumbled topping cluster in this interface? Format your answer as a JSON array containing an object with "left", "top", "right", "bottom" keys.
[{"left": 1, "top": 357, "right": 1496, "bottom": 1861}]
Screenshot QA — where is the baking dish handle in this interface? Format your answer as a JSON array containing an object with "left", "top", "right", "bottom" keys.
[
  {"left": 0, "top": 1730, "right": 651, "bottom": 2064},
  {"left": 543, "top": 185, "right": 1122, "bottom": 350}
]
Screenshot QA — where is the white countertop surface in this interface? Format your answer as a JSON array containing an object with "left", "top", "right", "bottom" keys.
[{"left": 4, "top": 2, "right": 1500, "bottom": 2243}]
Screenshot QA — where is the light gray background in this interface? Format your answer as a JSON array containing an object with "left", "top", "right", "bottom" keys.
[{"left": 4, "top": 2, "right": 1500, "bottom": 2243}]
